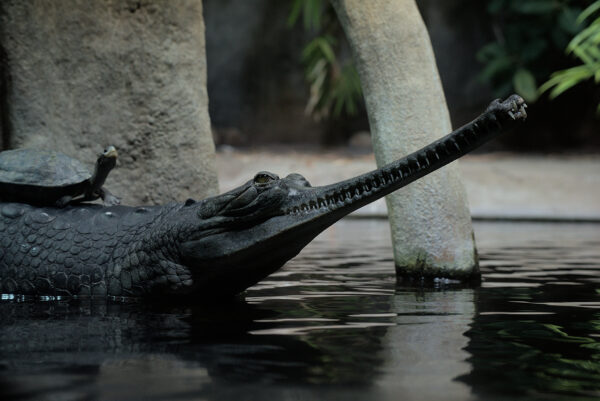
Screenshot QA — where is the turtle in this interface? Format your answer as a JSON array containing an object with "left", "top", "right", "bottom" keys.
[{"left": 0, "top": 146, "right": 121, "bottom": 207}]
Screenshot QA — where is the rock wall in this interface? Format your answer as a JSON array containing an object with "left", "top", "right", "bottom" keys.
[
  {"left": 0, "top": 0, "right": 218, "bottom": 205},
  {"left": 204, "top": 0, "right": 333, "bottom": 145}
]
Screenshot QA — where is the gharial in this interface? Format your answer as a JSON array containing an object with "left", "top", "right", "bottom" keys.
[
  {"left": 0, "top": 95, "right": 527, "bottom": 298},
  {"left": 0, "top": 146, "right": 120, "bottom": 207}
]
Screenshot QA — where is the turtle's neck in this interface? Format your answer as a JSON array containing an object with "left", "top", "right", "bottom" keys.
[{"left": 89, "top": 157, "right": 116, "bottom": 194}]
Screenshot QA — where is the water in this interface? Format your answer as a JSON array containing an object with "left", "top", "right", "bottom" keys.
[{"left": 0, "top": 220, "right": 598, "bottom": 401}]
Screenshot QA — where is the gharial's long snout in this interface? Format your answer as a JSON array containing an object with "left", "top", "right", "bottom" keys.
[
  {"left": 182, "top": 95, "right": 527, "bottom": 296},
  {"left": 280, "top": 94, "right": 527, "bottom": 222}
]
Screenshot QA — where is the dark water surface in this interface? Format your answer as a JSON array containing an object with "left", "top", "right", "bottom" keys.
[{"left": 0, "top": 220, "right": 598, "bottom": 401}]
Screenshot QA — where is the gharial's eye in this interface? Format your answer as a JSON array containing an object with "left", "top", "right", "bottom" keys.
[
  {"left": 253, "top": 171, "right": 279, "bottom": 185},
  {"left": 254, "top": 175, "right": 271, "bottom": 184}
]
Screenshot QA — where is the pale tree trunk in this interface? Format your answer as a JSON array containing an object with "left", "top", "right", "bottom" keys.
[
  {"left": 0, "top": 0, "right": 218, "bottom": 204},
  {"left": 331, "top": 0, "right": 479, "bottom": 280}
]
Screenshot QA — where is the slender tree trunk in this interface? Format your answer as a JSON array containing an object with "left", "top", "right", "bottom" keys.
[
  {"left": 0, "top": 0, "right": 218, "bottom": 204},
  {"left": 332, "top": 0, "right": 479, "bottom": 280}
]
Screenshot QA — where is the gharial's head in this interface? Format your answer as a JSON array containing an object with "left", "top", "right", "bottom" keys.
[
  {"left": 175, "top": 95, "right": 528, "bottom": 296},
  {"left": 176, "top": 170, "right": 326, "bottom": 296},
  {"left": 192, "top": 170, "right": 312, "bottom": 223}
]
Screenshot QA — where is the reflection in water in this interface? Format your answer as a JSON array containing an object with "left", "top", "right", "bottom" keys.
[
  {"left": 0, "top": 299, "right": 387, "bottom": 400},
  {"left": 377, "top": 288, "right": 475, "bottom": 401},
  {"left": 459, "top": 222, "right": 600, "bottom": 401},
  {"left": 0, "top": 221, "right": 598, "bottom": 401}
]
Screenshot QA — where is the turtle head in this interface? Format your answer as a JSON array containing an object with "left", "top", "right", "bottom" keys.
[
  {"left": 98, "top": 146, "right": 118, "bottom": 170},
  {"left": 90, "top": 146, "right": 118, "bottom": 192}
]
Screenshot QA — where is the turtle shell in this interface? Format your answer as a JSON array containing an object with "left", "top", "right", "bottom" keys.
[{"left": 0, "top": 149, "right": 91, "bottom": 187}]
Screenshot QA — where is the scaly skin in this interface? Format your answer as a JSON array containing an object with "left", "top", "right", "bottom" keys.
[
  {"left": 0, "top": 96, "right": 527, "bottom": 297},
  {"left": 0, "top": 203, "right": 189, "bottom": 296}
]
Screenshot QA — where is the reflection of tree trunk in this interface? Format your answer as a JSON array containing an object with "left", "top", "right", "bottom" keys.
[
  {"left": 376, "top": 289, "right": 475, "bottom": 400},
  {"left": 0, "top": 0, "right": 218, "bottom": 204},
  {"left": 331, "top": 0, "right": 478, "bottom": 279}
]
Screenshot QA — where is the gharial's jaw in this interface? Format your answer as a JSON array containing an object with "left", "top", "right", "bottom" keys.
[{"left": 179, "top": 95, "right": 527, "bottom": 296}]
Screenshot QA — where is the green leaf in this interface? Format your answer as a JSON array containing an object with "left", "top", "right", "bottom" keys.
[
  {"left": 540, "top": 65, "right": 594, "bottom": 98},
  {"left": 306, "top": 58, "right": 327, "bottom": 82},
  {"left": 578, "top": 1, "right": 600, "bottom": 24},
  {"left": 573, "top": 46, "right": 600, "bottom": 66},
  {"left": 301, "top": 40, "right": 318, "bottom": 61},
  {"left": 513, "top": 69, "right": 539, "bottom": 102},
  {"left": 303, "top": 0, "right": 322, "bottom": 31},
  {"left": 568, "top": 23, "right": 600, "bottom": 53},
  {"left": 316, "top": 37, "right": 336, "bottom": 64},
  {"left": 549, "top": 75, "right": 588, "bottom": 98},
  {"left": 287, "top": 0, "right": 303, "bottom": 27}
]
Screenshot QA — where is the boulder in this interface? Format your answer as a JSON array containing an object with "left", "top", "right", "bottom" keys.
[{"left": 0, "top": 0, "right": 218, "bottom": 204}]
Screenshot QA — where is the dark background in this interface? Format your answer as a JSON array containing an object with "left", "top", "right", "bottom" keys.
[{"left": 204, "top": 0, "right": 600, "bottom": 152}]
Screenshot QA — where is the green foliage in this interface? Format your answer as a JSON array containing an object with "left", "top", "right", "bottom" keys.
[
  {"left": 289, "top": 0, "right": 363, "bottom": 121},
  {"left": 288, "top": 0, "right": 322, "bottom": 31},
  {"left": 540, "top": 1, "right": 600, "bottom": 113},
  {"left": 477, "top": 0, "right": 591, "bottom": 103}
]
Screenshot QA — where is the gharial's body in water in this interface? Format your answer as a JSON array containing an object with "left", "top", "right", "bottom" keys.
[{"left": 0, "top": 96, "right": 527, "bottom": 298}]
